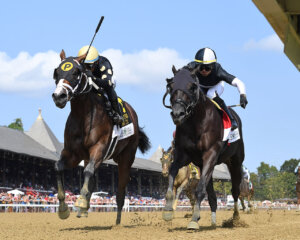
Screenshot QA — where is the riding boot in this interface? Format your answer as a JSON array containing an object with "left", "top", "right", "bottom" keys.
[
  {"left": 213, "top": 96, "right": 238, "bottom": 130},
  {"left": 111, "top": 97, "right": 124, "bottom": 125}
]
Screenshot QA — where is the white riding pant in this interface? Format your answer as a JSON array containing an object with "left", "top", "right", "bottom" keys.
[{"left": 205, "top": 81, "right": 224, "bottom": 99}]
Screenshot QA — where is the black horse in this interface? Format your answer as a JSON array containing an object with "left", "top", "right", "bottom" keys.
[
  {"left": 162, "top": 67, "right": 245, "bottom": 229},
  {"left": 52, "top": 50, "right": 150, "bottom": 224}
]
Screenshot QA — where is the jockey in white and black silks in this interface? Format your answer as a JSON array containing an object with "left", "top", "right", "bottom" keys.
[
  {"left": 78, "top": 45, "right": 123, "bottom": 124},
  {"left": 185, "top": 47, "right": 248, "bottom": 130}
]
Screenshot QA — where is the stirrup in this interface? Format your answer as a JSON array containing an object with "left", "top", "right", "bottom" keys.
[{"left": 113, "top": 114, "right": 123, "bottom": 125}]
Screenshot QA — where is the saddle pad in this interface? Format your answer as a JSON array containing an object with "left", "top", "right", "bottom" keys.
[
  {"left": 210, "top": 99, "right": 240, "bottom": 143},
  {"left": 118, "top": 97, "right": 132, "bottom": 127}
]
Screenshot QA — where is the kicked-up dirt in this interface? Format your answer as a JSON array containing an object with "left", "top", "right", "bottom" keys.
[{"left": 0, "top": 209, "right": 300, "bottom": 240}]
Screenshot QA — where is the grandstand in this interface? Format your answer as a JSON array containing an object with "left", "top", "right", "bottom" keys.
[{"left": 0, "top": 109, "right": 230, "bottom": 198}]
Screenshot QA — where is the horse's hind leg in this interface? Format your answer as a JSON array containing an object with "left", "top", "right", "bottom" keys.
[
  {"left": 115, "top": 152, "right": 135, "bottom": 225},
  {"left": 206, "top": 177, "right": 217, "bottom": 227},
  {"left": 75, "top": 160, "right": 96, "bottom": 217},
  {"left": 229, "top": 159, "right": 243, "bottom": 220},
  {"left": 55, "top": 154, "right": 70, "bottom": 220}
]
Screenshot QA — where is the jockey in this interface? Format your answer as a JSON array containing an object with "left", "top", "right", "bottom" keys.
[
  {"left": 242, "top": 165, "right": 252, "bottom": 189},
  {"left": 186, "top": 47, "right": 248, "bottom": 130},
  {"left": 78, "top": 45, "right": 123, "bottom": 124}
]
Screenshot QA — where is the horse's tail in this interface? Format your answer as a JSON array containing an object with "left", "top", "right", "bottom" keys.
[{"left": 138, "top": 126, "right": 151, "bottom": 154}]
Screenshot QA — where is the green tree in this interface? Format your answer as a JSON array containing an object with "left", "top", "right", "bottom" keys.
[
  {"left": 213, "top": 181, "right": 231, "bottom": 196},
  {"left": 280, "top": 158, "right": 300, "bottom": 173},
  {"left": 257, "top": 162, "right": 278, "bottom": 182},
  {"left": 7, "top": 118, "right": 24, "bottom": 131},
  {"left": 255, "top": 162, "right": 279, "bottom": 200}
]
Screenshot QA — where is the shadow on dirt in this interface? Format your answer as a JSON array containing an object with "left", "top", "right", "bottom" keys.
[{"left": 60, "top": 226, "right": 113, "bottom": 232}]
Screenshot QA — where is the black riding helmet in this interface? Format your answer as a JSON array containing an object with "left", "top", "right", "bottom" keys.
[{"left": 194, "top": 47, "right": 217, "bottom": 70}]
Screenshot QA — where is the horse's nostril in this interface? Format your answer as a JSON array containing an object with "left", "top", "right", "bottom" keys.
[
  {"left": 60, "top": 93, "right": 67, "bottom": 99},
  {"left": 179, "top": 111, "right": 185, "bottom": 117}
]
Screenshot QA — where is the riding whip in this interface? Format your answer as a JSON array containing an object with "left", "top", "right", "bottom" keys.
[
  {"left": 228, "top": 104, "right": 241, "bottom": 108},
  {"left": 83, "top": 16, "right": 105, "bottom": 63}
]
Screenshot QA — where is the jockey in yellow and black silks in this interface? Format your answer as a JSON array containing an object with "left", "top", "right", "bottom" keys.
[{"left": 78, "top": 45, "right": 123, "bottom": 124}]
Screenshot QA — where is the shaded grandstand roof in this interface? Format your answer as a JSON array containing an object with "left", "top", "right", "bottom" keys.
[
  {"left": 213, "top": 163, "right": 231, "bottom": 180},
  {"left": 0, "top": 126, "right": 58, "bottom": 161},
  {"left": 0, "top": 111, "right": 231, "bottom": 179},
  {"left": 25, "top": 109, "right": 63, "bottom": 156}
]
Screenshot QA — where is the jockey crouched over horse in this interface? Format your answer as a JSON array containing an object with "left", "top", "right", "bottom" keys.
[
  {"left": 52, "top": 48, "right": 150, "bottom": 224},
  {"left": 162, "top": 48, "right": 248, "bottom": 229}
]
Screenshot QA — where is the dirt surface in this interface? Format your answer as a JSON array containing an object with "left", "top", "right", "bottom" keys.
[{"left": 1, "top": 210, "right": 300, "bottom": 240}]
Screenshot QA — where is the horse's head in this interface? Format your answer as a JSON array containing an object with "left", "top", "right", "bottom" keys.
[
  {"left": 160, "top": 147, "right": 173, "bottom": 177},
  {"left": 52, "top": 50, "right": 88, "bottom": 108},
  {"left": 163, "top": 66, "right": 202, "bottom": 125}
]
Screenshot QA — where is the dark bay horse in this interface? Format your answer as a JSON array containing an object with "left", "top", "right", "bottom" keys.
[
  {"left": 162, "top": 67, "right": 245, "bottom": 229},
  {"left": 239, "top": 178, "right": 254, "bottom": 212},
  {"left": 160, "top": 146, "right": 217, "bottom": 226},
  {"left": 52, "top": 50, "right": 150, "bottom": 224}
]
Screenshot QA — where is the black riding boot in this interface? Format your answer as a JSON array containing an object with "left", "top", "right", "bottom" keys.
[
  {"left": 111, "top": 99, "right": 123, "bottom": 125},
  {"left": 213, "top": 96, "right": 238, "bottom": 130},
  {"left": 105, "top": 86, "right": 124, "bottom": 125}
]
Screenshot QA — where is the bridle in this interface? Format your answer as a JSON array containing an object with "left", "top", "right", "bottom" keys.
[
  {"left": 56, "top": 59, "right": 94, "bottom": 101},
  {"left": 163, "top": 74, "right": 200, "bottom": 120}
]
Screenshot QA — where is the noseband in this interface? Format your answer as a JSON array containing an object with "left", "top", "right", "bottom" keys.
[{"left": 57, "top": 59, "right": 93, "bottom": 101}]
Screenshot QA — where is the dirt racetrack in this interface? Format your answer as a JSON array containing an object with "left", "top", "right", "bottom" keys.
[{"left": 1, "top": 210, "right": 300, "bottom": 240}]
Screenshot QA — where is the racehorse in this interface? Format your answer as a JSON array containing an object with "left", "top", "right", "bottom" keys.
[
  {"left": 239, "top": 178, "right": 254, "bottom": 212},
  {"left": 296, "top": 166, "right": 300, "bottom": 209},
  {"left": 52, "top": 50, "right": 150, "bottom": 224},
  {"left": 162, "top": 66, "right": 245, "bottom": 229},
  {"left": 160, "top": 146, "right": 217, "bottom": 226}
]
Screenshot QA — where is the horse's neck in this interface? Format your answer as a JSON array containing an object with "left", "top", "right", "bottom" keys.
[{"left": 70, "top": 93, "right": 107, "bottom": 121}]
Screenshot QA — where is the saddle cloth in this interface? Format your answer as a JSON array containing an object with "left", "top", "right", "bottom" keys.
[
  {"left": 102, "top": 97, "right": 134, "bottom": 161},
  {"left": 210, "top": 99, "right": 240, "bottom": 143}
]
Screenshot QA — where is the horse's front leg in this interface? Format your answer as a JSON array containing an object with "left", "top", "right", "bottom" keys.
[
  {"left": 75, "top": 159, "right": 96, "bottom": 218},
  {"left": 162, "top": 161, "right": 181, "bottom": 221},
  {"left": 55, "top": 152, "right": 71, "bottom": 220},
  {"left": 188, "top": 149, "right": 219, "bottom": 230},
  {"left": 173, "top": 176, "right": 188, "bottom": 210},
  {"left": 240, "top": 196, "right": 246, "bottom": 211}
]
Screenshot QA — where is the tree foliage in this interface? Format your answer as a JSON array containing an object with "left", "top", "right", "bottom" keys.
[
  {"left": 251, "top": 160, "right": 297, "bottom": 200},
  {"left": 7, "top": 118, "right": 24, "bottom": 131},
  {"left": 280, "top": 158, "right": 300, "bottom": 173}
]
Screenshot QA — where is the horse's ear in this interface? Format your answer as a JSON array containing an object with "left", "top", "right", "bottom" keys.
[
  {"left": 172, "top": 65, "right": 177, "bottom": 75},
  {"left": 60, "top": 50, "right": 66, "bottom": 61},
  {"left": 76, "top": 53, "right": 87, "bottom": 63}
]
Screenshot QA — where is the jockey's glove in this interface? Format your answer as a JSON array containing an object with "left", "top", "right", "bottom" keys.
[
  {"left": 240, "top": 94, "right": 248, "bottom": 109},
  {"left": 85, "top": 70, "right": 95, "bottom": 79}
]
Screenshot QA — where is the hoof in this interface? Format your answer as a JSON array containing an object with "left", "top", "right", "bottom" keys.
[
  {"left": 233, "top": 213, "right": 240, "bottom": 221},
  {"left": 162, "top": 211, "right": 174, "bottom": 221},
  {"left": 75, "top": 196, "right": 88, "bottom": 209},
  {"left": 187, "top": 221, "right": 199, "bottom": 230},
  {"left": 76, "top": 208, "right": 88, "bottom": 218},
  {"left": 58, "top": 207, "right": 70, "bottom": 220}
]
